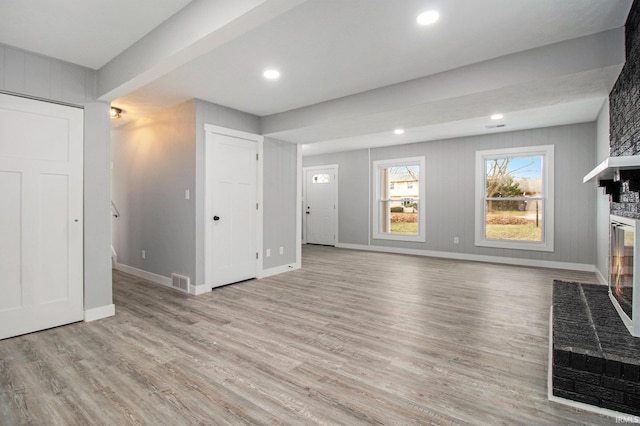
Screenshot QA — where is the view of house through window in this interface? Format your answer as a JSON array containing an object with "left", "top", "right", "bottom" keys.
[
  {"left": 373, "top": 156, "right": 425, "bottom": 242},
  {"left": 475, "top": 145, "right": 554, "bottom": 252},
  {"left": 484, "top": 156, "right": 543, "bottom": 241},
  {"left": 380, "top": 164, "right": 420, "bottom": 235}
]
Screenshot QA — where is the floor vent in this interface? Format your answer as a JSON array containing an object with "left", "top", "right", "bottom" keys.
[{"left": 171, "top": 273, "right": 190, "bottom": 293}]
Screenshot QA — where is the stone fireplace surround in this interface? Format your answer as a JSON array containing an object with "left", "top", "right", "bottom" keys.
[
  {"left": 548, "top": 1, "right": 640, "bottom": 417},
  {"left": 551, "top": 281, "right": 640, "bottom": 416}
]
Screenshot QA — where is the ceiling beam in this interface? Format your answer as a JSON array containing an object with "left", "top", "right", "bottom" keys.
[
  {"left": 97, "top": 0, "right": 306, "bottom": 101},
  {"left": 261, "top": 28, "right": 625, "bottom": 141}
]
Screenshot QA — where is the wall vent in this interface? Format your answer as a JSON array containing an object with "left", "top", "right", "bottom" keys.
[{"left": 171, "top": 273, "right": 190, "bottom": 293}]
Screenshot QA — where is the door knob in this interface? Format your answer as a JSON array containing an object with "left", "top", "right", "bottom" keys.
[{"left": 213, "top": 216, "right": 220, "bottom": 221}]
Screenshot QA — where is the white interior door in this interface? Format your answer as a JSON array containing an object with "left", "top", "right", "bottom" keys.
[
  {"left": 206, "top": 130, "right": 258, "bottom": 288},
  {"left": 0, "top": 93, "right": 84, "bottom": 340},
  {"left": 304, "top": 166, "right": 337, "bottom": 246}
]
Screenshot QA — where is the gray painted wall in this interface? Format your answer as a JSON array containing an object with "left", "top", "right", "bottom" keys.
[
  {"left": 111, "top": 100, "right": 197, "bottom": 281},
  {"left": 113, "top": 99, "right": 297, "bottom": 285},
  {"left": 303, "top": 150, "right": 370, "bottom": 245},
  {"left": 595, "top": 101, "right": 611, "bottom": 280},
  {"left": 0, "top": 44, "right": 112, "bottom": 311},
  {"left": 304, "top": 123, "right": 597, "bottom": 266},
  {"left": 263, "top": 137, "right": 298, "bottom": 269}
]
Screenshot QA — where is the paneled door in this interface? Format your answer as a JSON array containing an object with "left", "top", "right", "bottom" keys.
[
  {"left": 205, "top": 126, "right": 260, "bottom": 288},
  {"left": 304, "top": 166, "right": 337, "bottom": 246},
  {"left": 0, "top": 93, "right": 84, "bottom": 340}
]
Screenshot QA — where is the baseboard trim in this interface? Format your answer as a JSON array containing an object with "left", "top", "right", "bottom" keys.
[
  {"left": 595, "top": 267, "right": 608, "bottom": 285},
  {"left": 84, "top": 304, "right": 115, "bottom": 322},
  {"left": 191, "top": 284, "right": 210, "bottom": 295},
  {"left": 260, "top": 262, "right": 301, "bottom": 278},
  {"left": 114, "top": 262, "right": 172, "bottom": 286},
  {"left": 335, "top": 243, "right": 596, "bottom": 273}
]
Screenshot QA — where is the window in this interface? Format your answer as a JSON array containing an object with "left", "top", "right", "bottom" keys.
[
  {"left": 313, "top": 173, "right": 330, "bottom": 184},
  {"left": 475, "top": 145, "right": 554, "bottom": 251},
  {"left": 373, "top": 156, "right": 425, "bottom": 242},
  {"left": 407, "top": 182, "right": 414, "bottom": 189}
]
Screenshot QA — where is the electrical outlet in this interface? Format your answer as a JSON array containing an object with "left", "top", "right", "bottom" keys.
[
  {"left": 453, "top": 237, "right": 459, "bottom": 244},
  {"left": 279, "top": 246, "right": 284, "bottom": 255},
  {"left": 141, "top": 249, "right": 146, "bottom": 259},
  {"left": 185, "top": 189, "right": 190, "bottom": 200},
  {"left": 266, "top": 248, "right": 271, "bottom": 257}
]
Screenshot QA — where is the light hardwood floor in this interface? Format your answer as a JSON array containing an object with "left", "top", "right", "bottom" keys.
[{"left": 0, "top": 246, "right": 615, "bottom": 425}]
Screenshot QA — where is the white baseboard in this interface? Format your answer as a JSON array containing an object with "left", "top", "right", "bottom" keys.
[
  {"left": 335, "top": 243, "right": 596, "bottom": 273},
  {"left": 260, "top": 262, "right": 301, "bottom": 278},
  {"left": 594, "top": 267, "right": 608, "bottom": 285},
  {"left": 84, "top": 304, "right": 115, "bottom": 322},
  {"left": 114, "top": 262, "right": 172, "bottom": 286},
  {"left": 191, "top": 284, "right": 210, "bottom": 295}
]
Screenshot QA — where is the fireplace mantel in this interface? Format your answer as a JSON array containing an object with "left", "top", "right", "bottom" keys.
[
  {"left": 584, "top": 156, "right": 640, "bottom": 202},
  {"left": 583, "top": 155, "right": 640, "bottom": 183}
]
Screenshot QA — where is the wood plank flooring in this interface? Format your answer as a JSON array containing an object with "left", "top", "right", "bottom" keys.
[{"left": 0, "top": 246, "right": 616, "bottom": 425}]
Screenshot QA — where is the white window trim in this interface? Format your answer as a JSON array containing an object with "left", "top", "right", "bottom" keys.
[
  {"left": 474, "top": 145, "right": 554, "bottom": 252},
  {"left": 373, "top": 156, "right": 426, "bottom": 242}
]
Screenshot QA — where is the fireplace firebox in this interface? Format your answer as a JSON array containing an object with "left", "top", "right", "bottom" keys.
[{"left": 610, "top": 215, "right": 640, "bottom": 337}]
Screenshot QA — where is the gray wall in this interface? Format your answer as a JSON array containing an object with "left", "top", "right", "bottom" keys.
[
  {"left": 595, "top": 101, "right": 611, "bottom": 280},
  {"left": 111, "top": 100, "right": 197, "bottom": 281},
  {"left": 304, "top": 122, "right": 597, "bottom": 266},
  {"left": 0, "top": 44, "right": 112, "bottom": 311},
  {"left": 263, "top": 138, "right": 298, "bottom": 269},
  {"left": 113, "top": 98, "right": 298, "bottom": 285},
  {"left": 303, "top": 149, "right": 370, "bottom": 245}
]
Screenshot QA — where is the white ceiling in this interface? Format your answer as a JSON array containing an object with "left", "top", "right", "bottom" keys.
[
  {"left": 0, "top": 0, "right": 192, "bottom": 69},
  {"left": 0, "top": 0, "right": 633, "bottom": 154}
]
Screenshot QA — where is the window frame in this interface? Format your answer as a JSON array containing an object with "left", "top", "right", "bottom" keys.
[
  {"left": 474, "top": 145, "right": 554, "bottom": 252},
  {"left": 373, "top": 156, "right": 426, "bottom": 242}
]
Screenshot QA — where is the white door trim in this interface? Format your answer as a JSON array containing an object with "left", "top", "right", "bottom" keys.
[
  {"left": 203, "top": 124, "right": 263, "bottom": 289},
  {"left": 303, "top": 164, "right": 338, "bottom": 245}
]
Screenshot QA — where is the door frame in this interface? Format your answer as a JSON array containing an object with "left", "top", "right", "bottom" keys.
[
  {"left": 204, "top": 124, "right": 263, "bottom": 290},
  {"left": 302, "top": 164, "right": 338, "bottom": 245}
]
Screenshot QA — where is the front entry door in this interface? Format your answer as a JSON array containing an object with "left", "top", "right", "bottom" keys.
[
  {"left": 0, "top": 93, "right": 84, "bottom": 340},
  {"left": 206, "top": 128, "right": 258, "bottom": 288},
  {"left": 304, "top": 166, "right": 337, "bottom": 246}
]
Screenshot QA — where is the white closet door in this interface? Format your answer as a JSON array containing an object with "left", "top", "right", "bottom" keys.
[
  {"left": 0, "top": 93, "right": 84, "bottom": 340},
  {"left": 206, "top": 131, "right": 258, "bottom": 288}
]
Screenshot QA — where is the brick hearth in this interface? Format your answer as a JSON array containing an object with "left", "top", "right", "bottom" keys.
[{"left": 552, "top": 281, "right": 640, "bottom": 416}]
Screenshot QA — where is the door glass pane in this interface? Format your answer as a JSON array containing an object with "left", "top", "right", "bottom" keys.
[
  {"left": 485, "top": 199, "right": 543, "bottom": 241},
  {"left": 313, "top": 174, "right": 330, "bottom": 184}
]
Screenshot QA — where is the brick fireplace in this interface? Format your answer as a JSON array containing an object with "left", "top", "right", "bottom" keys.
[{"left": 550, "top": 0, "right": 640, "bottom": 418}]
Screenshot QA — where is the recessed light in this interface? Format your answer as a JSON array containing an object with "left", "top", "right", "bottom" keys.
[
  {"left": 491, "top": 113, "right": 504, "bottom": 120},
  {"left": 417, "top": 10, "right": 439, "bottom": 26},
  {"left": 263, "top": 69, "right": 280, "bottom": 80},
  {"left": 394, "top": 129, "right": 405, "bottom": 135}
]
